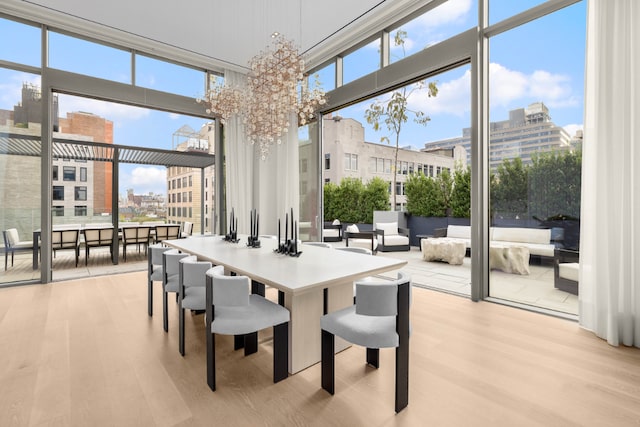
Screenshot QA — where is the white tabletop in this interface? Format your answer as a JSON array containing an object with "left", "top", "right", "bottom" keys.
[{"left": 164, "top": 235, "right": 407, "bottom": 296}]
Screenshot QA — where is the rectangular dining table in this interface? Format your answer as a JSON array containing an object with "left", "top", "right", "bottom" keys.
[{"left": 163, "top": 235, "right": 407, "bottom": 373}]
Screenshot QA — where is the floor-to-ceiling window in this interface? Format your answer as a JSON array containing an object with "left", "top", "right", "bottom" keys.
[
  {"left": 487, "top": 1, "right": 585, "bottom": 315},
  {"left": 0, "top": 17, "right": 42, "bottom": 285}
]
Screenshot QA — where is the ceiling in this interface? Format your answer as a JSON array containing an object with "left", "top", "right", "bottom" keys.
[{"left": 5, "top": 0, "right": 433, "bottom": 73}]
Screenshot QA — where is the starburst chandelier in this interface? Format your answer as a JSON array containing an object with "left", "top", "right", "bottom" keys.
[{"left": 198, "top": 35, "right": 327, "bottom": 160}]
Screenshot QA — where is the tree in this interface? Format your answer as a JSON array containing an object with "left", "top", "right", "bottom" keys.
[
  {"left": 491, "top": 157, "right": 529, "bottom": 219},
  {"left": 324, "top": 177, "right": 389, "bottom": 224},
  {"left": 450, "top": 166, "right": 471, "bottom": 218},
  {"left": 364, "top": 30, "right": 438, "bottom": 210}
]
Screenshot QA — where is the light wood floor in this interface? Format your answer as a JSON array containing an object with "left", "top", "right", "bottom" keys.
[{"left": 0, "top": 271, "right": 638, "bottom": 427}]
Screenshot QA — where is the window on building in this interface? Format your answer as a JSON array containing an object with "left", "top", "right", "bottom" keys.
[
  {"left": 183, "top": 192, "right": 187, "bottom": 202},
  {"left": 436, "top": 166, "right": 442, "bottom": 175},
  {"left": 429, "top": 165, "right": 434, "bottom": 176},
  {"left": 80, "top": 167, "right": 87, "bottom": 182},
  {"left": 377, "top": 158, "right": 384, "bottom": 173},
  {"left": 408, "top": 162, "right": 414, "bottom": 174},
  {"left": 384, "top": 159, "right": 392, "bottom": 174},
  {"left": 344, "top": 153, "right": 358, "bottom": 171},
  {"left": 52, "top": 206, "right": 64, "bottom": 217},
  {"left": 177, "top": 179, "right": 181, "bottom": 189},
  {"left": 396, "top": 182, "right": 403, "bottom": 196},
  {"left": 53, "top": 186, "right": 64, "bottom": 200},
  {"left": 182, "top": 177, "right": 187, "bottom": 187},
  {"left": 53, "top": 166, "right": 58, "bottom": 181},
  {"left": 172, "top": 179, "right": 176, "bottom": 189},
  {"left": 177, "top": 193, "right": 181, "bottom": 203},
  {"left": 325, "top": 153, "right": 331, "bottom": 170},
  {"left": 63, "top": 166, "right": 76, "bottom": 181},
  {"left": 301, "top": 158, "right": 308, "bottom": 173},
  {"left": 189, "top": 191, "right": 193, "bottom": 202},
  {"left": 189, "top": 207, "right": 192, "bottom": 218},
  {"left": 172, "top": 207, "right": 176, "bottom": 216},
  {"left": 189, "top": 175, "right": 192, "bottom": 186},
  {"left": 74, "top": 186, "right": 87, "bottom": 201},
  {"left": 74, "top": 206, "right": 87, "bottom": 216}
]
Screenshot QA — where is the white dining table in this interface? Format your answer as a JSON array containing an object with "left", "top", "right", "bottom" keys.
[{"left": 163, "top": 235, "right": 407, "bottom": 373}]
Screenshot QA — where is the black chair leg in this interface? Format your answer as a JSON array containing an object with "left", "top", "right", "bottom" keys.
[
  {"left": 148, "top": 279, "right": 153, "bottom": 316},
  {"left": 321, "top": 329, "right": 335, "bottom": 394},
  {"left": 207, "top": 332, "right": 216, "bottom": 391},
  {"left": 273, "top": 322, "right": 288, "bottom": 383},
  {"left": 179, "top": 307, "right": 185, "bottom": 356},
  {"left": 366, "top": 348, "right": 379, "bottom": 368},
  {"left": 234, "top": 335, "right": 245, "bottom": 350},
  {"left": 163, "top": 290, "right": 169, "bottom": 332},
  {"left": 244, "top": 332, "right": 258, "bottom": 356}
]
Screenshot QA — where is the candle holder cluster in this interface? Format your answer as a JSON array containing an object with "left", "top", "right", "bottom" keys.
[
  {"left": 224, "top": 208, "right": 240, "bottom": 243},
  {"left": 247, "top": 209, "right": 261, "bottom": 248},
  {"left": 275, "top": 207, "right": 302, "bottom": 257}
]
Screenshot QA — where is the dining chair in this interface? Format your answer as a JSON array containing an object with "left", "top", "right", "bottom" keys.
[
  {"left": 178, "top": 256, "right": 212, "bottom": 356},
  {"left": 303, "top": 241, "right": 333, "bottom": 249},
  {"left": 147, "top": 244, "right": 172, "bottom": 316},
  {"left": 84, "top": 227, "right": 114, "bottom": 265},
  {"left": 3, "top": 228, "right": 35, "bottom": 270},
  {"left": 181, "top": 221, "right": 194, "bottom": 238},
  {"left": 51, "top": 229, "right": 81, "bottom": 267},
  {"left": 162, "top": 249, "right": 190, "bottom": 332},
  {"left": 122, "top": 226, "right": 151, "bottom": 261},
  {"left": 205, "top": 265, "right": 290, "bottom": 391},
  {"left": 320, "top": 271, "right": 411, "bottom": 413}
]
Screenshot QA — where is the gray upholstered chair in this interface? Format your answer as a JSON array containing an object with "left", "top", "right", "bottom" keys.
[
  {"left": 303, "top": 241, "right": 333, "bottom": 249},
  {"left": 320, "top": 271, "right": 411, "bottom": 413},
  {"left": 162, "top": 249, "right": 190, "bottom": 332},
  {"left": 178, "top": 256, "right": 212, "bottom": 356},
  {"left": 205, "top": 265, "right": 290, "bottom": 391},
  {"left": 374, "top": 222, "right": 410, "bottom": 252},
  {"left": 147, "top": 244, "right": 172, "bottom": 316},
  {"left": 335, "top": 246, "right": 373, "bottom": 255},
  {"left": 3, "top": 228, "right": 35, "bottom": 270}
]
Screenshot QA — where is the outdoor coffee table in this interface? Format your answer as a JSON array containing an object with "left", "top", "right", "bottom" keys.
[
  {"left": 489, "top": 244, "right": 530, "bottom": 275},
  {"left": 421, "top": 237, "right": 466, "bottom": 265}
]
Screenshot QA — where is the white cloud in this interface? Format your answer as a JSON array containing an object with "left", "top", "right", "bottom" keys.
[
  {"left": 408, "top": 70, "right": 471, "bottom": 116},
  {"left": 121, "top": 166, "right": 166, "bottom": 195},
  {"left": 563, "top": 123, "right": 583, "bottom": 138},
  {"left": 58, "top": 95, "right": 150, "bottom": 122},
  {"left": 414, "top": 0, "right": 472, "bottom": 28},
  {"left": 489, "top": 63, "right": 578, "bottom": 109}
]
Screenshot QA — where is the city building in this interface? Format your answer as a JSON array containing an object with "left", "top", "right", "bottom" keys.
[
  {"left": 321, "top": 116, "right": 466, "bottom": 210},
  {"left": 166, "top": 123, "right": 216, "bottom": 234},
  {"left": 423, "top": 102, "right": 581, "bottom": 169}
]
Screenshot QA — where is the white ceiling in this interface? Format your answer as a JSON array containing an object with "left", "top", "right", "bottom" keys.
[{"left": 6, "top": 0, "right": 433, "bottom": 72}]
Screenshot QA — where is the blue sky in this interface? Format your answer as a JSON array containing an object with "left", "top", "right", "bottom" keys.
[{"left": 0, "top": 0, "right": 586, "bottom": 196}]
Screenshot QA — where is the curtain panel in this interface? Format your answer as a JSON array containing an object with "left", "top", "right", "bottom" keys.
[{"left": 580, "top": 0, "right": 640, "bottom": 347}]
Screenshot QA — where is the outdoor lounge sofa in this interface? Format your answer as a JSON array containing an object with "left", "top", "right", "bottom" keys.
[
  {"left": 374, "top": 222, "right": 410, "bottom": 252},
  {"left": 345, "top": 224, "right": 377, "bottom": 254},
  {"left": 443, "top": 224, "right": 555, "bottom": 259}
]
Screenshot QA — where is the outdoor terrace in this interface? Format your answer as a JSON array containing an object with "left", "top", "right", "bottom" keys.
[{"left": 0, "top": 239, "right": 578, "bottom": 317}]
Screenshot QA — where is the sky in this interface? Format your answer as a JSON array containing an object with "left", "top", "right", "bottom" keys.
[{"left": 0, "top": 0, "right": 586, "bottom": 197}]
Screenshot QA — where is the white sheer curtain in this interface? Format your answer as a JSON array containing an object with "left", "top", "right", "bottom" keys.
[
  {"left": 580, "top": 0, "right": 640, "bottom": 347},
  {"left": 255, "top": 112, "right": 300, "bottom": 236},
  {"left": 224, "top": 70, "right": 254, "bottom": 234},
  {"left": 223, "top": 69, "right": 300, "bottom": 237}
]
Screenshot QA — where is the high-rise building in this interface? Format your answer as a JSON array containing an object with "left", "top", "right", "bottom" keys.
[
  {"left": 423, "top": 102, "right": 581, "bottom": 169},
  {"left": 166, "top": 123, "right": 216, "bottom": 234}
]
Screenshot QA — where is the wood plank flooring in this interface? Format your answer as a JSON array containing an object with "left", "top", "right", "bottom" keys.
[{"left": 0, "top": 271, "right": 638, "bottom": 426}]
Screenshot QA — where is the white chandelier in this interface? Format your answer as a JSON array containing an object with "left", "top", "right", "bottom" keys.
[{"left": 198, "top": 35, "right": 327, "bottom": 160}]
